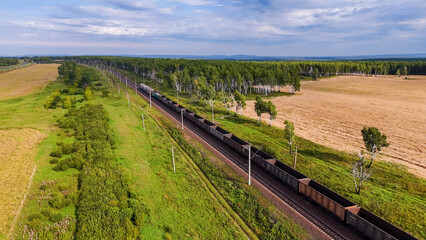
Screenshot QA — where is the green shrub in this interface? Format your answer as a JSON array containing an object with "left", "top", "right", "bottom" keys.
[
  {"left": 49, "top": 158, "right": 59, "bottom": 164},
  {"left": 84, "top": 87, "right": 93, "bottom": 100},
  {"left": 102, "top": 89, "right": 110, "bottom": 98},
  {"left": 28, "top": 213, "right": 43, "bottom": 221},
  {"left": 49, "top": 147, "right": 63, "bottom": 158},
  {"left": 63, "top": 96, "right": 72, "bottom": 109},
  {"left": 62, "top": 143, "right": 74, "bottom": 154},
  {"left": 44, "top": 90, "right": 61, "bottom": 109},
  {"left": 49, "top": 212, "right": 64, "bottom": 223},
  {"left": 41, "top": 208, "right": 53, "bottom": 218},
  {"left": 49, "top": 193, "right": 69, "bottom": 209}
]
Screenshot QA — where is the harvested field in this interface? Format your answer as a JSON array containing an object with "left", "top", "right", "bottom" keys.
[
  {"left": 0, "top": 64, "right": 59, "bottom": 100},
  {"left": 241, "top": 75, "right": 426, "bottom": 178},
  {"left": 0, "top": 129, "right": 46, "bottom": 237}
]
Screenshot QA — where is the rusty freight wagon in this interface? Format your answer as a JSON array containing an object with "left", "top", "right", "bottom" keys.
[
  {"left": 299, "top": 179, "right": 357, "bottom": 221},
  {"left": 266, "top": 160, "right": 308, "bottom": 192},
  {"left": 210, "top": 126, "right": 232, "bottom": 141},
  {"left": 223, "top": 135, "right": 250, "bottom": 154},
  {"left": 346, "top": 207, "right": 417, "bottom": 240}
]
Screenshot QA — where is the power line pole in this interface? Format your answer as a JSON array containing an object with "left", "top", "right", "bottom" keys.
[
  {"left": 181, "top": 109, "right": 184, "bottom": 130},
  {"left": 172, "top": 146, "right": 176, "bottom": 173},
  {"left": 248, "top": 145, "right": 251, "bottom": 185},
  {"left": 149, "top": 91, "right": 152, "bottom": 107},
  {"left": 125, "top": 76, "right": 128, "bottom": 87}
]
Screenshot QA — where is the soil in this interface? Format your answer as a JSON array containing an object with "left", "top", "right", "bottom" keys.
[{"left": 241, "top": 75, "right": 426, "bottom": 178}]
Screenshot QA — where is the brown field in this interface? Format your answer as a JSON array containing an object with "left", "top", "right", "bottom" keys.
[
  {"left": 0, "top": 64, "right": 59, "bottom": 100},
  {"left": 241, "top": 75, "right": 426, "bottom": 178},
  {"left": 0, "top": 129, "right": 46, "bottom": 236}
]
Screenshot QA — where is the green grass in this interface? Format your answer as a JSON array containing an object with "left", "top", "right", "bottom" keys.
[
  {"left": 96, "top": 90, "right": 248, "bottom": 239},
  {"left": 120, "top": 69, "right": 426, "bottom": 239}
]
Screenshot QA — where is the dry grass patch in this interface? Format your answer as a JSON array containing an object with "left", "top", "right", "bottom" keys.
[
  {"left": 0, "top": 128, "right": 46, "bottom": 236},
  {"left": 0, "top": 64, "right": 59, "bottom": 100},
  {"left": 241, "top": 75, "right": 426, "bottom": 177}
]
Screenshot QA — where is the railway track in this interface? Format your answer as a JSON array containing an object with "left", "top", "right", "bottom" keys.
[{"left": 106, "top": 67, "right": 364, "bottom": 240}]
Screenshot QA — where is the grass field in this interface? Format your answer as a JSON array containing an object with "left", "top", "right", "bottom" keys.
[
  {"left": 0, "top": 64, "right": 59, "bottom": 101},
  {"left": 0, "top": 129, "right": 46, "bottom": 239},
  {"left": 242, "top": 75, "right": 426, "bottom": 178},
  {"left": 126, "top": 71, "right": 426, "bottom": 239}
]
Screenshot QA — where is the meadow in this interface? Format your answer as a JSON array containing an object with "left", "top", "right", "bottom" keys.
[{"left": 0, "top": 64, "right": 59, "bottom": 100}]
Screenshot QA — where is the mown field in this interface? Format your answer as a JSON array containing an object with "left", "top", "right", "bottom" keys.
[
  {"left": 0, "top": 64, "right": 59, "bottom": 101},
  {"left": 241, "top": 75, "right": 426, "bottom": 178},
  {"left": 119, "top": 70, "right": 426, "bottom": 239},
  {"left": 6, "top": 63, "right": 310, "bottom": 239}
]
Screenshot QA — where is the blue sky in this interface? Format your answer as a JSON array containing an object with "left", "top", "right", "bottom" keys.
[{"left": 0, "top": 0, "right": 425, "bottom": 56}]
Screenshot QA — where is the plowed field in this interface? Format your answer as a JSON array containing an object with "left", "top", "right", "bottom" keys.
[{"left": 241, "top": 75, "right": 426, "bottom": 177}]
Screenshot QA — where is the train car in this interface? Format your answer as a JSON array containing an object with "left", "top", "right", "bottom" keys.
[
  {"left": 177, "top": 105, "right": 186, "bottom": 114},
  {"left": 209, "top": 126, "right": 232, "bottom": 141},
  {"left": 299, "top": 179, "right": 357, "bottom": 221},
  {"left": 346, "top": 207, "right": 417, "bottom": 240},
  {"left": 223, "top": 135, "right": 250, "bottom": 153},
  {"left": 193, "top": 114, "right": 205, "bottom": 128},
  {"left": 200, "top": 119, "right": 215, "bottom": 132},
  {"left": 265, "top": 160, "right": 308, "bottom": 192},
  {"left": 169, "top": 101, "right": 179, "bottom": 112},
  {"left": 184, "top": 109, "right": 195, "bottom": 118},
  {"left": 153, "top": 92, "right": 161, "bottom": 99}
]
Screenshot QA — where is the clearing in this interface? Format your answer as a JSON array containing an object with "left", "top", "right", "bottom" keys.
[
  {"left": 0, "top": 128, "right": 46, "bottom": 238},
  {"left": 0, "top": 64, "right": 59, "bottom": 100},
  {"left": 241, "top": 75, "right": 426, "bottom": 178}
]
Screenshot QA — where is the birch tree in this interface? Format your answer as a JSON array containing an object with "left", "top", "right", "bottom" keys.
[
  {"left": 254, "top": 96, "right": 266, "bottom": 125},
  {"left": 284, "top": 120, "right": 295, "bottom": 154},
  {"left": 361, "top": 126, "right": 389, "bottom": 168},
  {"left": 265, "top": 101, "right": 277, "bottom": 127},
  {"left": 352, "top": 151, "right": 372, "bottom": 194}
]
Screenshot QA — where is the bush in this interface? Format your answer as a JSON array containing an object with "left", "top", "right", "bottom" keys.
[
  {"left": 44, "top": 90, "right": 61, "bottom": 109},
  {"left": 49, "top": 212, "right": 64, "bottom": 223},
  {"left": 49, "top": 158, "right": 59, "bottom": 164},
  {"left": 95, "top": 82, "right": 102, "bottom": 86},
  {"left": 102, "top": 89, "right": 110, "bottom": 98},
  {"left": 49, "top": 193, "right": 70, "bottom": 209},
  {"left": 49, "top": 147, "right": 63, "bottom": 158},
  {"left": 84, "top": 87, "right": 93, "bottom": 100},
  {"left": 63, "top": 97, "right": 72, "bottom": 109},
  {"left": 28, "top": 213, "right": 43, "bottom": 221},
  {"left": 41, "top": 208, "right": 53, "bottom": 218},
  {"left": 61, "top": 89, "right": 69, "bottom": 94},
  {"left": 62, "top": 143, "right": 74, "bottom": 154}
]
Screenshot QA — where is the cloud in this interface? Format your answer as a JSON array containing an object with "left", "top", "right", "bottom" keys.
[{"left": 1, "top": 0, "right": 425, "bottom": 55}]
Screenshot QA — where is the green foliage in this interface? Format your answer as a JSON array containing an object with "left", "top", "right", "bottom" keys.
[
  {"left": 102, "top": 89, "right": 110, "bottom": 97},
  {"left": 84, "top": 87, "right": 93, "bottom": 100},
  {"left": 49, "top": 146, "right": 63, "bottom": 158},
  {"left": 63, "top": 96, "right": 72, "bottom": 109},
  {"left": 49, "top": 212, "right": 64, "bottom": 223},
  {"left": 48, "top": 193, "right": 70, "bottom": 209},
  {"left": 44, "top": 90, "right": 61, "bottom": 109},
  {"left": 265, "top": 100, "right": 277, "bottom": 126},
  {"left": 361, "top": 126, "right": 390, "bottom": 167},
  {"left": 49, "top": 158, "right": 59, "bottom": 164},
  {"left": 284, "top": 120, "right": 295, "bottom": 154},
  {"left": 234, "top": 90, "right": 246, "bottom": 115},
  {"left": 254, "top": 96, "right": 267, "bottom": 125},
  {"left": 0, "top": 57, "right": 19, "bottom": 66},
  {"left": 56, "top": 104, "right": 143, "bottom": 239}
]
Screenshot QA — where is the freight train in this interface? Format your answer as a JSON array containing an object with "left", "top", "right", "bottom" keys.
[{"left": 138, "top": 83, "right": 417, "bottom": 240}]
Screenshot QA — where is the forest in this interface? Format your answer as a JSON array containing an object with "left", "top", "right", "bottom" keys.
[
  {"left": 0, "top": 57, "right": 19, "bottom": 66},
  {"left": 55, "top": 56, "right": 425, "bottom": 96}
]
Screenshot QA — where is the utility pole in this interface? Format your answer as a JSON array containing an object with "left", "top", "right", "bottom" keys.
[
  {"left": 142, "top": 113, "right": 145, "bottom": 131},
  {"left": 181, "top": 109, "right": 184, "bottom": 130},
  {"left": 248, "top": 145, "right": 251, "bottom": 185},
  {"left": 149, "top": 91, "right": 152, "bottom": 107},
  {"left": 126, "top": 76, "right": 128, "bottom": 87},
  {"left": 172, "top": 146, "right": 176, "bottom": 173}
]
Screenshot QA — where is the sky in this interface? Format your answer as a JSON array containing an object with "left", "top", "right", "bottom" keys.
[{"left": 0, "top": 0, "right": 425, "bottom": 56}]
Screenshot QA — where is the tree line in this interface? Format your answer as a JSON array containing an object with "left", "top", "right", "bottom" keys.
[{"left": 0, "top": 57, "right": 19, "bottom": 66}]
